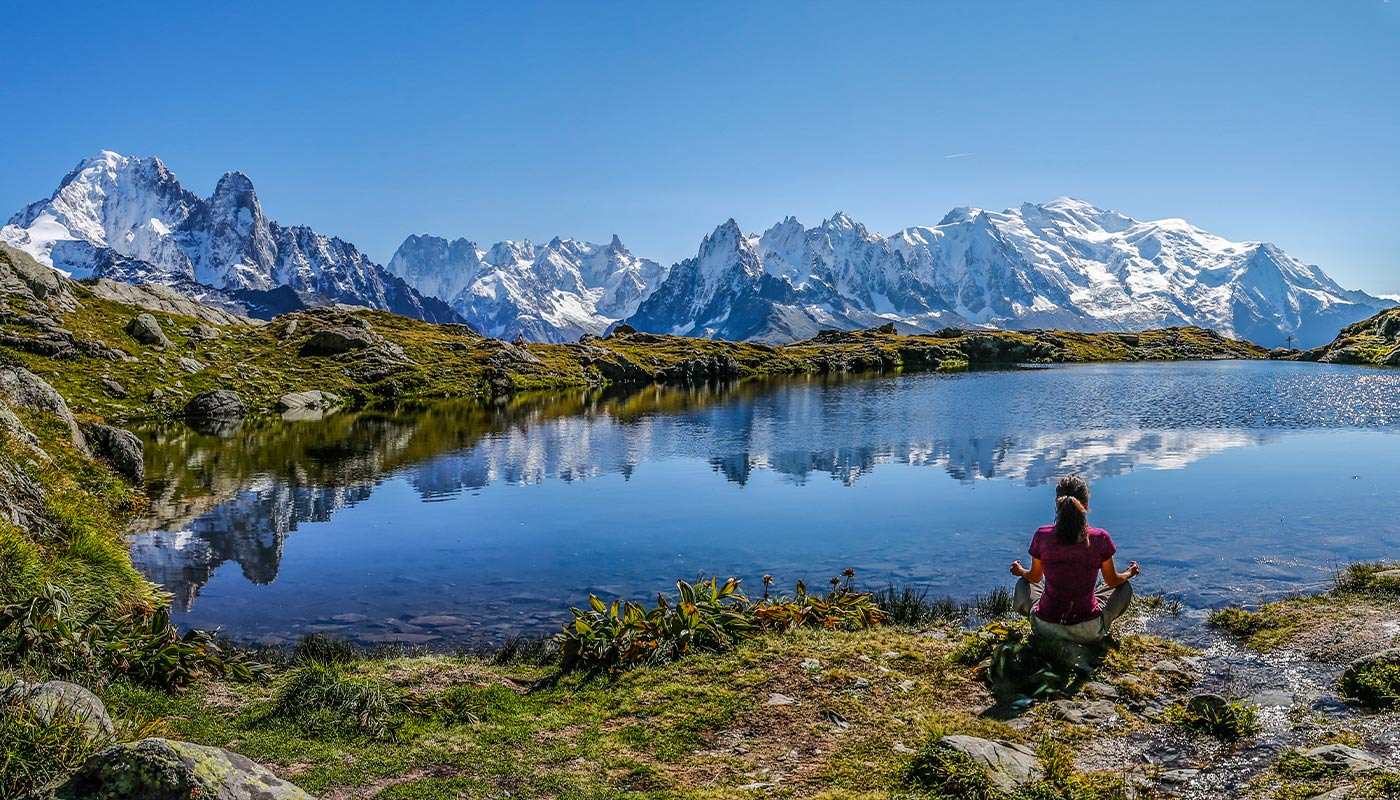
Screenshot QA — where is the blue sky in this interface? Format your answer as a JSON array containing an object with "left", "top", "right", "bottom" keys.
[{"left": 2, "top": 0, "right": 1397, "bottom": 292}]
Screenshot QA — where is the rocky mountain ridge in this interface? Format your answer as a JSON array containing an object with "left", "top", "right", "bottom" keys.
[{"left": 1, "top": 152, "right": 460, "bottom": 323}]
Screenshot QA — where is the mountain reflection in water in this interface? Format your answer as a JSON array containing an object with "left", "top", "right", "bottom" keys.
[{"left": 125, "top": 362, "right": 1400, "bottom": 644}]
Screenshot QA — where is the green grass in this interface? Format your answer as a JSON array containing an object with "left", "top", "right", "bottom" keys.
[{"left": 86, "top": 624, "right": 1187, "bottom": 799}]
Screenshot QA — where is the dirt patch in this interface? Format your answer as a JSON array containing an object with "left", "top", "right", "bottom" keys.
[{"left": 321, "top": 764, "right": 461, "bottom": 800}]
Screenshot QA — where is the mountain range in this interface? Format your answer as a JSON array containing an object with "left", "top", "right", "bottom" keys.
[
  {"left": 4, "top": 152, "right": 1392, "bottom": 347},
  {"left": 0, "top": 152, "right": 460, "bottom": 322}
]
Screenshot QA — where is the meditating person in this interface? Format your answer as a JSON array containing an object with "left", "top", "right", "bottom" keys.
[{"left": 1009, "top": 475, "right": 1139, "bottom": 644}]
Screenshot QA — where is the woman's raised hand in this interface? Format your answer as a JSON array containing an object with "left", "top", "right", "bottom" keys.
[
  {"left": 1009, "top": 560, "right": 1025, "bottom": 577},
  {"left": 1126, "top": 561, "right": 1141, "bottom": 579}
]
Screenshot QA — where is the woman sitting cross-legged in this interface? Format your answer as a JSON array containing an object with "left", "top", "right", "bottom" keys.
[{"left": 1009, "top": 475, "right": 1139, "bottom": 644}]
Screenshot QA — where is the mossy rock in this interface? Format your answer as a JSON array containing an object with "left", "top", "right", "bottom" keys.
[
  {"left": 42, "top": 737, "right": 317, "bottom": 799},
  {"left": 1339, "top": 647, "right": 1400, "bottom": 710}
]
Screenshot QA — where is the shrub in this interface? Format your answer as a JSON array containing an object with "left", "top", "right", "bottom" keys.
[
  {"left": 1162, "top": 695, "right": 1259, "bottom": 741},
  {"left": 950, "top": 620, "right": 1093, "bottom": 701},
  {"left": 263, "top": 662, "right": 481, "bottom": 739},
  {"left": 555, "top": 572, "right": 883, "bottom": 675},
  {"left": 873, "top": 584, "right": 968, "bottom": 627},
  {"left": 1334, "top": 563, "right": 1400, "bottom": 598},
  {"left": 0, "top": 584, "right": 264, "bottom": 689}
]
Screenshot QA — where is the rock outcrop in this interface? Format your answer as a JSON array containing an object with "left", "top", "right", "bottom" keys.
[
  {"left": 83, "top": 424, "right": 145, "bottom": 484},
  {"left": 0, "top": 365, "right": 87, "bottom": 453}
]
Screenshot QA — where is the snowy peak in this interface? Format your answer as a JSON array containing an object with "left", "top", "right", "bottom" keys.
[
  {"left": 386, "top": 229, "right": 667, "bottom": 343},
  {"left": 1, "top": 152, "right": 461, "bottom": 323}
]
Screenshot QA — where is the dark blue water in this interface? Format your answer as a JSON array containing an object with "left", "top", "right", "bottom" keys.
[{"left": 126, "top": 361, "right": 1400, "bottom": 646}]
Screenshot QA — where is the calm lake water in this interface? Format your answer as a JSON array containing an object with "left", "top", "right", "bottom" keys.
[{"left": 126, "top": 361, "right": 1400, "bottom": 646}]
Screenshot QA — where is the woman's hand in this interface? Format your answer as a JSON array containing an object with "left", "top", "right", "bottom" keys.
[
  {"left": 1125, "top": 561, "right": 1141, "bottom": 580},
  {"left": 1009, "top": 560, "right": 1026, "bottom": 577}
]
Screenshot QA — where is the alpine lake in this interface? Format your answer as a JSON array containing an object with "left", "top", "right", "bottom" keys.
[{"left": 125, "top": 360, "right": 1400, "bottom": 648}]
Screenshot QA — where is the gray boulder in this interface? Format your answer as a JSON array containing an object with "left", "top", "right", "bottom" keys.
[
  {"left": 187, "top": 323, "right": 221, "bottom": 340},
  {"left": 177, "top": 357, "right": 205, "bottom": 374},
  {"left": 275, "top": 390, "right": 341, "bottom": 412},
  {"left": 1300, "top": 743, "right": 1383, "bottom": 772},
  {"left": 0, "top": 365, "right": 87, "bottom": 453},
  {"left": 1384, "top": 347, "right": 1400, "bottom": 367},
  {"left": 100, "top": 378, "right": 127, "bottom": 398},
  {"left": 124, "top": 313, "right": 171, "bottom": 347},
  {"left": 183, "top": 390, "right": 246, "bottom": 419},
  {"left": 299, "top": 327, "right": 375, "bottom": 357},
  {"left": 937, "top": 735, "right": 1043, "bottom": 792},
  {"left": 45, "top": 738, "right": 317, "bottom": 800},
  {"left": 1, "top": 680, "right": 113, "bottom": 740},
  {"left": 83, "top": 424, "right": 145, "bottom": 484}
]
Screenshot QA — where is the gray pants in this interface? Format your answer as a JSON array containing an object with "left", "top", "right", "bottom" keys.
[{"left": 1013, "top": 577, "right": 1133, "bottom": 643}]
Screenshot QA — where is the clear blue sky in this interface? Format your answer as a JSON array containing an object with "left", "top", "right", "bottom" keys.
[{"left": 2, "top": 0, "right": 1396, "bottom": 293}]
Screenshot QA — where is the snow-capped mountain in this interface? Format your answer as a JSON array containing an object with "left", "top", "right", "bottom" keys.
[
  {"left": 387, "top": 232, "right": 666, "bottom": 342},
  {"left": 629, "top": 199, "right": 1392, "bottom": 347},
  {"left": 1, "top": 152, "right": 461, "bottom": 323}
]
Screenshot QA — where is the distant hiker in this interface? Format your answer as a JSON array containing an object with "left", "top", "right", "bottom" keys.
[{"left": 1009, "top": 475, "right": 1139, "bottom": 644}]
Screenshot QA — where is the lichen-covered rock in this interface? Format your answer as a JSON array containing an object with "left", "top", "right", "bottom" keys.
[
  {"left": 936, "top": 735, "right": 1043, "bottom": 792},
  {"left": 183, "top": 390, "right": 246, "bottom": 419},
  {"left": 0, "top": 365, "right": 87, "bottom": 453},
  {"left": 299, "top": 327, "right": 375, "bottom": 357},
  {"left": 83, "top": 424, "right": 145, "bottom": 484},
  {"left": 1, "top": 680, "right": 113, "bottom": 740},
  {"left": 45, "top": 738, "right": 317, "bottom": 800},
  {"left": 124, "top": 313, "right": 171, "bottom": 347}
]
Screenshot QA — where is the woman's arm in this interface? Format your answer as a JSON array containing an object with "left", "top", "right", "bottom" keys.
[
  {"left": 1100, "top": 557, "right": 1140, "bottom": 588},
  {"left": 1009, "top": 557, "right": 1044, "bottom": 583}
]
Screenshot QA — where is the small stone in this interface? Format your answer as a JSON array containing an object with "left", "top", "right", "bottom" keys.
[
  {"left": 1047, "top": 699, "right": 1121, "bottom": 727},
  {"left": 1247, "top": 690, "right": 1293, "bottom": 708},
  {"left": 853, "top": 678, "right": 870, "bottom": 689},
  {"left": 898, "top": 679, "right": 916, "bottom": 693},
  {"left": 800, "top": 658, "right": 821, "bottom": 671},
  {"left": 766, "top": 693, "right": 796, "bottom": 706},
  {"left": 881, "top": 651, "right": 901, "bottom": 658},
  {"left": 893, "top": 741, "right": 916, "bottom": 754},
  {"left": 1160, "top": 768, "right": 1199, "bottom": 784},
  {"left": 823, "top": 709, "right": 850, "bottom": 729},
  {"left": 177, "top": 356, "right": 205, "bottom": 373},
  {"left": 100, "top": 377, "right": 127, "bottom": 397},
  {"left": 1082, "top": 681, "right": 1119, "bottom": 699},
  {"left": 736, "top": 782, "right": 773, "bottom": 791}
]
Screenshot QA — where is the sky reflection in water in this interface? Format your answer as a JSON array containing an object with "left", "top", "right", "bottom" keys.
[{"left": 126, "top": 361, "right": 1400, "bottom": 646}]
